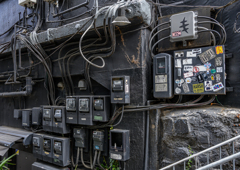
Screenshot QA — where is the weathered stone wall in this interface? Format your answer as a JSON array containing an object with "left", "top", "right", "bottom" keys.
[{"left": 160, "top": 106, "right": 240, "bottom": 170}]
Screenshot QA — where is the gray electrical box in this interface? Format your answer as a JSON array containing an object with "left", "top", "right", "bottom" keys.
[
  {"left": 78, "top": 96, "right": 95, "bottom": 125},
  {"left": 93, "top": 131, "right": 104, "bottom": 151},
  {"left": 14, "top": 109, "right": 22, "bottom": 119},
  {"left": 170, "top": 11, "right": 198, "bottom": 43},
  {"left": 153, "top": 53, "right": 173, "bottom": 98},
  {"left": 33, "top": 134, "right": 44, "bottom": 160},
  {"left": 66, "top": 97, "right": 77, "bottom": 124},
  {"left": 93, "top": 96, "right": 110, "bottom": 122},
  {"left": 42, "top": 135, "right": 53, "bottom": 164},
  {"left": 52, "top": 106, "right": 70, "bottom": 134},
  {"left": 110, "top": 129, "right": 130, "bottom": 161},
  {"left": 73, "top": 128, "right": 88, "bottom": 152},
  {"left": 53, "top": 137, "right": 70, "bottom": 167},
  {"left": 43, "top": 107, "right": 53, "bottom": 132},
  {"left": 111, "top": 76, "right": 130, "bottom": 104},
  {"left": 22, "top": 109, "right": 32, "bottom": 127},
  {"left": 32, "top": 107, "right": 42, "bottom": 126},
  {"left": 174, "top": 45, "right": 226, "bottom": 95}
]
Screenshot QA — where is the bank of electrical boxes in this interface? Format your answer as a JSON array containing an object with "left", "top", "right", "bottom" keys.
[
  {"left": 153, "top": 53, "right": 173, "bottom": 98},
  {"left": 110, "top": 129, "right": 130, "bottom": 161},
  {"left": 66, "top": 95, "right": 110, "bottom": 125},
  {"left": 43, "top": 106, "right": 70, "bottom": 134},
  {"left": 111, "top": 76, "right": 130, "bottom": 104},
  {"left": 174, "top": 45, "right": 226, "bottom": 95},
  {"left": 33, "top": 134, "right": 70, "bottom": 167}
]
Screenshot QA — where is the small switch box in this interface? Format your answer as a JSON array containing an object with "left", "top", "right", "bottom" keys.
[
  {"left": 14, "top": 109, "right": 22, "bottom": 119},
  {"left": 43, "top": 107, "right": 53, "bottom": 132},
  {"left": 52, "top": 106, "right": 70, "bottom": 134},
  {"left": 32, "top": 107, "right": 42, "bottom": 126},
  {"left": 78, "top": 96, "right": 95, "bottom": 125},
  {"left": 66, "top": 97, "right": 77, "bottom": 124},
  {"left": 93, "top": 131, "right": 104, "bottom": 151},
  {"left": 73, "top": 128, "right": 89, "bottom": 152},
  {"left": 42, "top": 135, "right": 53, "bottom": 163},
  {"left": 22, "top": 109, "right": 32, "bottom": 127},
  {"left": 111, "top": 76, "right": 130, "bottom": 104},
  {"left": 53, "top": 137, "right": 70, "bottom": 167},
  {"left": 33, "top": 134, "right": 44, "bottom": 160}
]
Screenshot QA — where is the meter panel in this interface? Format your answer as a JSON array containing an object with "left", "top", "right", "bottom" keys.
[{"left": 173, "top": 45, "right": 226, "bottom": 95}]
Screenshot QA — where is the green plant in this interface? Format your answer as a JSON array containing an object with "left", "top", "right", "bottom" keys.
[
  {"left": 186, "top": 145, "right": 194, "bottom": 170},
  {"left": 95, "top": 156, "right": 120, "bottom": 170},
  {"left": 0, "top": 150, "right": 18, "bottom": 170}
]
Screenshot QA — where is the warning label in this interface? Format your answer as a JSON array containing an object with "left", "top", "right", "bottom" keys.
[
  {"left": 193, "top": 83, "right": 204, "bottom": 93},
  {"left": 155, "top": 84, "right": 168, "bottom": 92}
]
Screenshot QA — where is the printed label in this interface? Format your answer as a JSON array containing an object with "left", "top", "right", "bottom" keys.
[
  {"left": 175, "top": 59, "right": 182, "bottom": 68},
  {"left": 216, "top": 74, "right": 221, "bottom": 82},
  {"left": 187, "top": 51, "right": 196, "bottom": 57},
  {"left": 184, "top": 72, "right": 193, "bottom": 78},
  {"left": 81, "top": 118, "right": 86, "bottom": 121},
  {"left": 155, "top": 75, "right": 167, "bottom": 83},
  {"left": 175, "top": 87, "right": 181, "bottom": 94},
  {"left": 216, "top": 67, "right": 223, "bottom": 73},
  {"left": 182, "top": 82, "right": 190, "bottom": 93},
  {"left": 172, "top": 31, "right": 182, "bottom": 37},
  {"left": 183, "top": 59, "right": 192, "bottom": 65},
  {"left": 193, "top": 83, "right": 204, "bottom": 93},
  {"left": 193, "top": 66, "right": 207, "bottom": 73},
  {"left": 94, "top": 116, "right": 103, "bottom": 121},
  {"left": 192, "top": 48, "right": 202, "bottom": 54},
  {"left": 199, "top": 48, "right": 216, "bottom": 63},
  {"left": 184, "top": 66, "right": 193, "bottom": 72},
  {"left": 215, "top": 46, "right": 224, "bottom": 54},
  {"left": 155, "top": 84, "right": 168, "bottom": 92},
  {"left": 125, "top": 84, "right": 129, "bottom": 93},
  {"left": 111, "top": 153, "right": 122, "bottom": 160}
]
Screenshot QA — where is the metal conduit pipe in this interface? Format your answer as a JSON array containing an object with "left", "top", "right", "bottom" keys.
[{"left": 0, "top": 77, "right": 32, "bottom": 97}]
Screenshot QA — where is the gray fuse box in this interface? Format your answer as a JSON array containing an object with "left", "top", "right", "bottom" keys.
[
  {"left": 93, "top": 96, "right": 110, "bottom": 122},
  {"left": 153, "top": 53, "right": 173, "bottom": 98},
  {"left": 33, "top": 134, "right": 44, "bottom": 160},
  {"left": 42, "top": 107, "right": 53, "bottom": 132},
  {"left": 78, "top": 96, "right": 95, "bottom": 126},
  {"left": 32, "top": 107, "right": 42, "bottom": 126},
  {"left": 22, "top": 109, "right": 32, "bottom": 127},
  {"left": 42, "top": 135, "right": 53, "bottom": 163},
  {"left": 73, "top": 128, "right": 88, "bottom": 151},
  {"left": 52, "top": 106, "right": 70, "bottom": 134},
  {"left": 66, "top": 97, "right": 77, "bottom": 124},
  {"left": 174, "top": 45, "right": 226, "bottom": 95},
  {"left": 53, "top": 137, "right": 70, "bottom": 167}
]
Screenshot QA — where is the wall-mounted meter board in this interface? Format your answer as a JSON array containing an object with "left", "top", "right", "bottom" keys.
[{"left": 174, "top": 45, "right": 226, "bottom": 95}]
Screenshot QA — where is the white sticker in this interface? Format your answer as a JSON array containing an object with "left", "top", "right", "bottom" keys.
[
  {"left": 186, "top": 78, "right": 192, "bottom": 83},
  {"left": 204, "top": 81, "right": 212, "bottom": 91},
  {"left": 175, "top": 51, "right": 184, "bottom": 57},
  {"left": 155, "top": 75, "right": 167, "bottom": 83},
  {"left": 216, "top": 67, "right": 223, "bottom": 73},
  {"left": 216, "top": 74, "right": 221, "bottom": 82},
  {"left": 175, "top": 59, "right": 182, "bottom": 68},
  {"left": 192, "top": 48, "right": 202, "bottom": 54},
  {"left": 184, "top": 66, "right": 193, "bottom": 72},
  {"left": 212, "top": 82, "right": 224, "bottom": 92},
  {"left": 81, "top": 118, "right": 86, "bottom": 121},
  {"left": 111, "top": 153, "right": 122, "bottom": 160},
  {"left": 175, "top": 87, "right": 181, "bottom": 94},
  {"left": 183, "top": 59, "right": 192, "bottom": 65},
  {"left": 125, "top": 85, "right": 129, "bottom": 93},
  {"left": 187, "top": 51, "right": 197, "bottom": 57},
  {"left": 155, "top": 84, "right": 168, "bottom": 92},
  {"left": 182, "top": 82, "right": 190, "bottom": 93},
  {"left": 184, "top": 72, "right": 193, "bottom": 78},
  {"left": 193, "top": 66, "right": 207, "bottom": 73}
]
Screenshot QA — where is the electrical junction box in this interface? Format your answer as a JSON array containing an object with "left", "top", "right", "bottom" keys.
[
  {"left": 73, "top": 128, "right": 88, "bottom": 150},
  {"left": 32, "top": 107, "right": 42, "bottom": 126},
  {"left": 174, "top": 45, "right": 226, "bottom": 95},
  {"left": 53, "top": 137, "right": 70, "bottom": 167},
  {"left": 42, "top": 135, "right": 53, "bottom": 164},
  {"left": 78, "top": 96, "right": 95, "bottom": 125},
  {"left": 170, "top": 11, "right": 198, "bottom": 43},
  {"left": 22, "top": 109, "right": 32, "bottom": 127},
  {"left": 93, "top": 96, "right": 110, "bottom": 122},
  {"left": 153, "top": 53, "right": 173, "bottom": 98},
  {"left": 42, "top": 106, "right": 53, "bottom": 132},
  {"left": 110, "top": 129, "right": 130, "bottom": 161},
  {"left": 14, "top": 109, "right": 22, "bottom": 119},
  {"left": 66, "top": 97, "right": 77, "bottom": 124},
  {"left": 18, "top": 0, "right": 36, "bottom": 8},
  {"left": 32, "top": 134, "right": 44, "bottom": 160},
  {"left": 111, "top": 76, "right": 130, "bottom": 104},
  {"left": 52, "top": 106, "right": 70, "bottom": 134},
  {"left": 32, "top": 162, "right": 69, "bottom": 170},
  {"left": 93, "top": 131, "right": 104, "bottom": 151}
]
